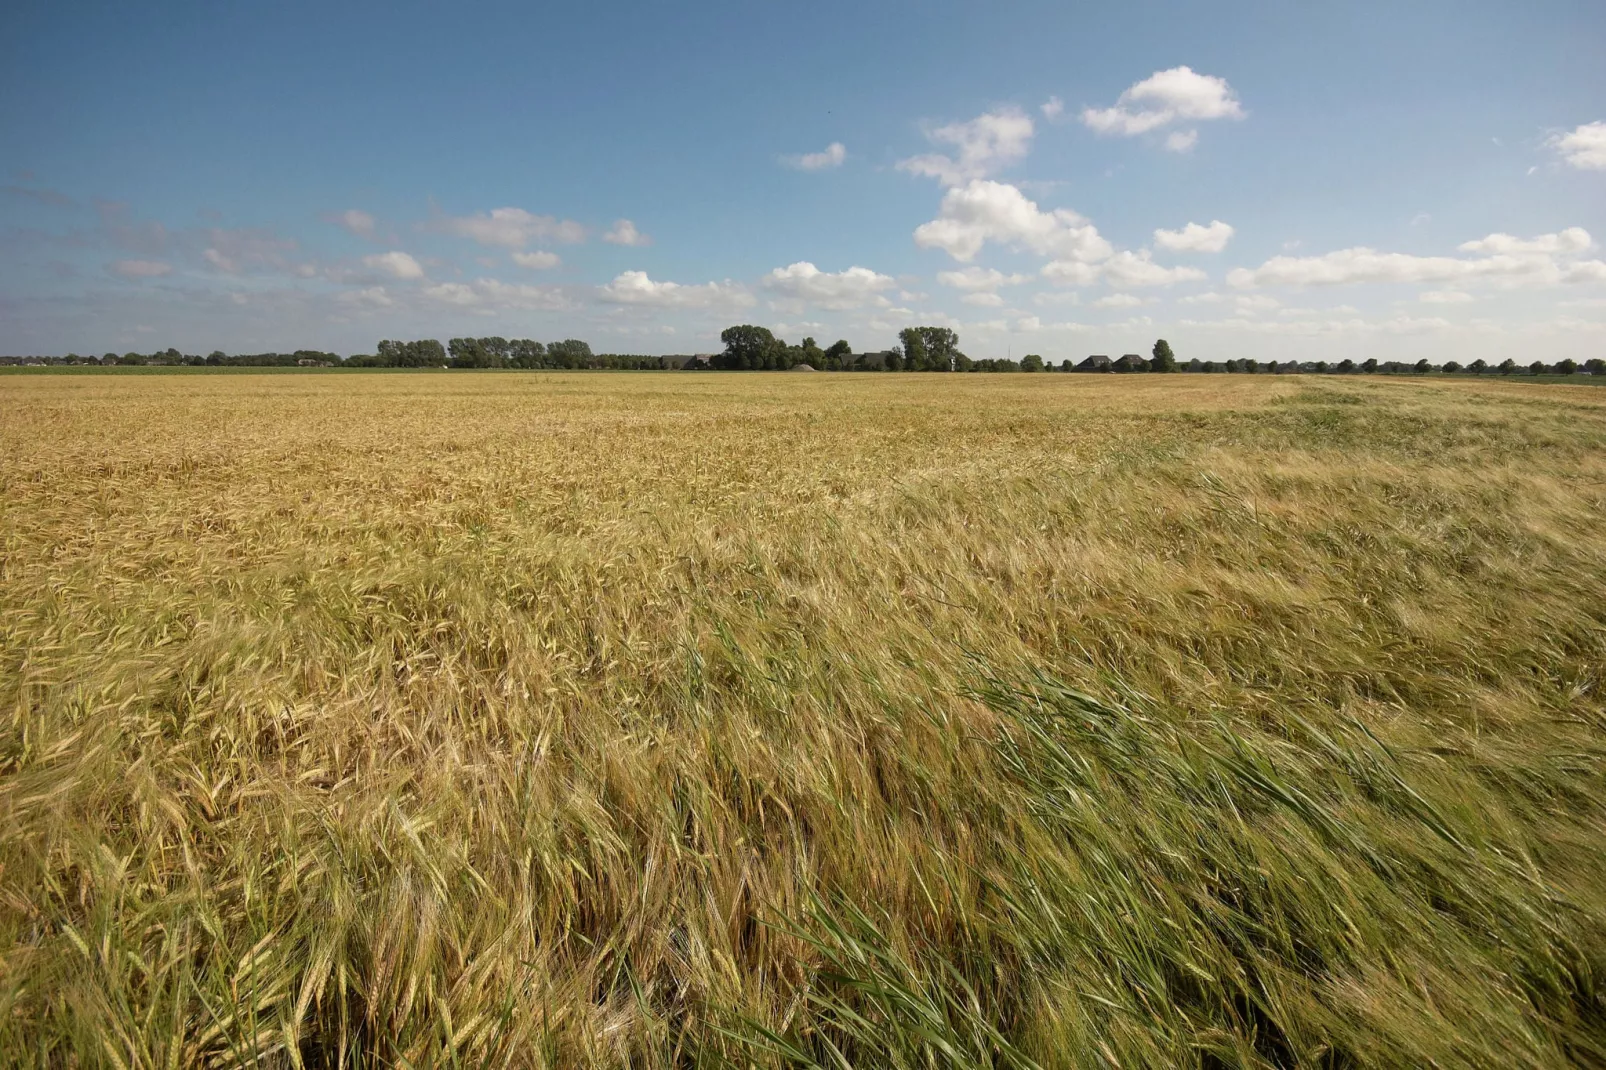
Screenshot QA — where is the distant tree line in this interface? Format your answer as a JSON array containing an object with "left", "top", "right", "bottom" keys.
[
  {"left": 694, "top": 329, "right": 1604, "bottom": 377},
  {"left": 0, "top": 348, "right": 347, "bottom": 367},
  {"left": 3, "top": 330, "right": 1602, "bottom": 378}
]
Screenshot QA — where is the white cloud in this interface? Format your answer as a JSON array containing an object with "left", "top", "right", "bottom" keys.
[
  {"left": 1101, "top": 250, "right": 1208, "bottom": 288},
  {"left": 1457, "top": 228, "right": 1593, "bottom": 255},
  {"left": 1164, "top": 130, "right": 1199, "bottom": 153},
  {"left": 1041, "top": 96, "right": 1064, "bottom": 120},
  {"left": 362, "top": 250, "right": 425, "bottom": 280},
  {"left": 110, "top": 259, "right": 173, "bottom": 278},
  {"left": 762, "top": 262, "right": 896, "bottom": 310},
  {"left": 1562, "top": 261, "right": 1606, "bottom": 283},
  {"left": 898, "top": 108, "right": 1034, "bottom": 186},
  {"left": 198, "top": 228, "right": 298, "bottom": 275},
  {"left": 1040, "top": 260, "right": 1103, "bottom": 286},
  {"left": 511, "top": 250, "right": 561, "bottom": 269},
  {"left": 1228, "top": 229, "right": 1604, "bottom": 288},
  {"left": 937, "top": 266, "right": 1029, "bottom": 292},
  {"left": 1278, "top": 304, "right": 1360, "bottom": 317},
  {"left": 598, "top": 270, "right": 753, "bottom": 309},
  {"left": 421, "top": 277, "right": 570, "bottom": 311},
  {"left": 430, "top": 207, "right": 586, "bottom": 248},
  {"left": 603, "top": 219, "right": 651, "bottom": 246},
  {"left": 1092, "top": 293, "right": 1149, "bottom": 308},
  {"left": 1154, "top": 219, "right": 1234, "bottom": 253},
  {"left": 1419, "top": 290, "right": 1473, "bottom": 304},
  {"left": 914, "top": 180, "right": 1112, "bottom": 263},
  {"left": 329, "top": 209, "right": 376, "bottom": 239},
  {"left": 783, "top": 142, "right": 846, "bottom": 170},
  {"left": 1549, "top": 121, "right": 1606, "bottom": 171},
  {"left": 338, "top": 286, "right": 392, "bottom": 308},
  {"left": 1016, "top": 315, "right": 1043, "bottom": 331},
  {"left": 962, "top": 292, "right": 1006, "bottom": 307},
  {"left": 421, "top": 282, "right": 478, "bottom": 306},
  {"left": 1180, "top": 292, "right": 1282, "bottom": 313},
  {"left": 472, "top": 278, "right": 572, "bottom": 309},
  {"left": 1181, "top": 315, "right": 1454, "bottom": 336},
  {"left": 1081, "top": 66, "right": 1245, "bottom": 146}
]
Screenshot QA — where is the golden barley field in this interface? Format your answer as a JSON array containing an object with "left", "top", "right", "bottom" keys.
[{"left": 2, "top": 369, "right": 1605, "bottom": 1068}]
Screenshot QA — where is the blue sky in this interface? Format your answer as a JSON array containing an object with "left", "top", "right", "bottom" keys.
[{"left": 2, "top": 0, "right": 1603, "bottom": 361}]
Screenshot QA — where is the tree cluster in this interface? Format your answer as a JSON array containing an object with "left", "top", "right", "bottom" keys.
[
  {"left": 707, "top": 325, "right": 1045, "bottom": 373},
  {"left": 340, "top": 339, "right": 677, "bottom": 370},
  {"left": 705, "top": 326, "right": 853, "bottom": 370}
]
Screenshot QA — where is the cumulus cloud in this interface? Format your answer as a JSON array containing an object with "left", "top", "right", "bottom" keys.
[
  {"left": 783, "top": 142, "right": 846, "bottom": 170},
  {"left": 1100, "top": 250, "right": 1208, "bottom": 288},
  {"left": 198, "top": 228, "right": 299, "bottom": 275},
  {"left": 1181, "top": 315, "right": 1454, "bottom": 337},
  {"left": 898, "top": 108, "right": 1034, "bottom": 186},
  {"left": 937, "top": 266, "right": 1029, "bottom": 292},
  {"left": 1227, "top": 229, "right": 1604, "bottom": 288},
  {"left": 1092, "top": 293, "right": 1150, "bottom": 308},
  {"left": 1040, "top": 260, "right": 1103, "bottom": 286},
  {"left": 511, "top": 250, "right": 561, "bottom": 269},
  {"left": 421, "top": 277, "right": 570, "bottom": 311},
  {"left": 1081, "top": 66, "right": 1244, "bottom": 149},
  {"left": 603, "top": 219, "right": 651, "bottom": 246},
  {"left": 110, "top": 259, "right": 173, "bottom": 278},
  {"left": 421, "top": 282, "right": 479, "bottom": 306},
  {"left": 1041, "top": 96, "right": 1064, "bottom": 120},
  {"left": 1164, "top": 130, "right": 1200, "bottom": 153},
  {"left": 761, "top": 262, "right": 896, "bottom": 310},
  {"left": 962, "top": 292, "right": 1006, "bottom": 307},
  {"left": 327, "top": 209, "right": 376, "bottom": 239},
  {"left": 1457, "top": 228, "right": 1593, "bottom": 255},
  {"left": 472, "top": 278, "right": 572, "bottom": 309},
  {"left": 1560, "top": 261, "right": 1606, "bottom": 283},
  {"left": 914, "top": 180, "right": 1112, "bottom": 263},
  {"left": 338, "top": 286, "right": 393, "bottom": 308},
  {"left": 598, "top": 270, "right": 753, "bottom": 309},
  {"left": 1178, "top": 292, "right": 1281, "bottom": 314},
  {"left": 1549, "top": 122, "right": 1606, "bottom": 171},
  {"left": 362, "top": 250, "right": 425, "bottom": 280},
  {"left": 429, "top": 207, "right": 586, "bottom": 248},
  {"left": 1154, "top": 219, "right": 1235, "bottom": 253},
  {"left": 1419, "top": 290, "right": 1474, "bottom": 304}
]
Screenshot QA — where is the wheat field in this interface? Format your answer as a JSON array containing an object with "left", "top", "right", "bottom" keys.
[{"left": 2, "top": 370, "right": 1604, "bottom": 1068}]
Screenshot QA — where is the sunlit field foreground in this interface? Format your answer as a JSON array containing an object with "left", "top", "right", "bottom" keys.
[{"left": 3, "top": 372, "right": 1605, "bottom": 1067}]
